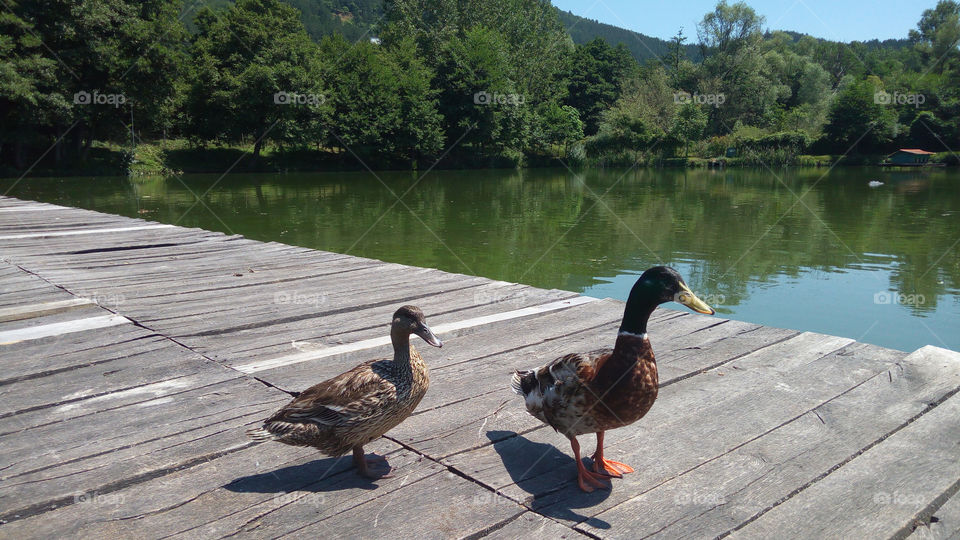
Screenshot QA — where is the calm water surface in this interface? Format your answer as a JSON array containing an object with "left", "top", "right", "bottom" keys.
[{"left": 3, "top": 167, "right": 958, "bottom": 353}]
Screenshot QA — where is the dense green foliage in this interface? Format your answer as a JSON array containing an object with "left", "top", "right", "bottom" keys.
[{"left": 3, "top": 0, "right": 960, "bottom": 173}]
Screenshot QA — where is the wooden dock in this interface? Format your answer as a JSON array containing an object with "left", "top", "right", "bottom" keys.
[{"left": 1, "top": 195, "right": 958, "bottom": 539}]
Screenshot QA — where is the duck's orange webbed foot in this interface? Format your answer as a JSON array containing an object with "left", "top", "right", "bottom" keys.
[
  {"left": 591, "top": 431, "right": 635, "bottom": 478},
  {"left": 592, "top": 457, "right": 635, "bottom": 477}
]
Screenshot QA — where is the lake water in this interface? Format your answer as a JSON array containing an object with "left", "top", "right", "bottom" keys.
[{"left": 3, "top": 166, "right": 958, "bottom": 353}]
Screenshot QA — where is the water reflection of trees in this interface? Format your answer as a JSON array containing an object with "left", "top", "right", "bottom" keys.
[{"left": 5, "top": 167, "right": 958, "bottom": 313}]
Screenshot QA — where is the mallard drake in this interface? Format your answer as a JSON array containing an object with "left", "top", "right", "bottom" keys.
[
  {"left": 247, "top": 305, "right": 442, "bottom": 478},
  {"left": 511, "top": 267, "right": 714, "bottom": 492}
]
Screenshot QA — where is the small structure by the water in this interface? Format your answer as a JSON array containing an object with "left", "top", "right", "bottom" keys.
[{"left": 882, "top": 148, "right": 941, "bottom": 167}]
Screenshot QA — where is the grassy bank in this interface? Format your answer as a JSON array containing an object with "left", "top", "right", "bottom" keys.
[{"left": 3, "top": 140, "right": 956, "bottom": 178}]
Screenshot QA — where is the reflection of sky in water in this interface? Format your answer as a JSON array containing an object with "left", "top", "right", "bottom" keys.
[{"left": 584, "top": 265, "right": 959, "bottom": 353}]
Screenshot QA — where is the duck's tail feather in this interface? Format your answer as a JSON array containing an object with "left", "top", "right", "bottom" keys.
[
  {"left": 511, "top": 369, "right": 537, "bottom": 396},
  {"left": 246, "top": 426, "right": 278, "bottom": 442}
]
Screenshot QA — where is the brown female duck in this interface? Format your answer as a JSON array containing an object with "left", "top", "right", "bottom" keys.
[
  {"left": 512, "top": 267, "right": 714, "bottom": 492},
  {"left": 247, "top": 305, "right": 442, "bottom": 478}
]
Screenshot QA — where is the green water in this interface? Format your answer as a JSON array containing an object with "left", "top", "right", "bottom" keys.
[{"left": 3, "top": 167, "right": 958, "bottom": 353}]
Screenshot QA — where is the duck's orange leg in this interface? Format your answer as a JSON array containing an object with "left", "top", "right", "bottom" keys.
[
  {"left": 591, "top": 431, "right": 635, "bottom": 477},
  {"left": 570, "top": 437, "right": 611, "bottom": 492}
]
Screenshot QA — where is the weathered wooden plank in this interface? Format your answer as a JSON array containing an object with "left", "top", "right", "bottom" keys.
[
  {"left": 483, "top": 511, "right": 589, "bottom": 539},
  {"left": 0, "top": 438, "right": 399, "bottom": 538},
  {"left": 0, "top": 224, "right": 175, "bottom": 240},
  {"left": 0, "top": 325, "right": 160, "bottom": 382},
  {"left": 731, "top": 346, "right": 960, "bottom": 540},
  {"left": 909, "top": 486, "right": 960, "bottom": 540},
  {"left": 234, "top": 296, "right": 598, "bottom": 374},
  {"left": 246, "top": 468, "right": 524, "bottom": 539},
  {"left": 0, "top": 376, "right": 287, "bottom": 523},
  {"left": 574, "top": 344, "right": 960, "bottom": 538},
  {"left": 0, "top": 313, "right": 131, "bottom": 344},
  {"left": 0, "top": 298, "right": 96, "bottom": 323},
  {"left": 440, "top": 333, "right": 889, "bottom": 522}
]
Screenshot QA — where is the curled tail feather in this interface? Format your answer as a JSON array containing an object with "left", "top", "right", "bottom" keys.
[{"left": 511, "top": 369, "right": 537, "bottom": 396}]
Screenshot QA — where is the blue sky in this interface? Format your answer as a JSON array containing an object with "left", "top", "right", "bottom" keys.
[{"left": 551, "top": 0, "right": 937, "bottom": 43}]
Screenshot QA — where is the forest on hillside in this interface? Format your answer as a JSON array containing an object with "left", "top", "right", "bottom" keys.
[{"left": 2, "top": 0, "right": 959, "bottom": 173}]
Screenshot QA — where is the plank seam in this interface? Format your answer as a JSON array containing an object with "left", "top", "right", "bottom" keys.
[{"left": 893, "top": 476, "right": 960, "bottom": 539}]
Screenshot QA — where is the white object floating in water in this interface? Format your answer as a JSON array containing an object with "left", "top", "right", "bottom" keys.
[{"left": 868, "top": 180, "right": 884, "bottom": 187}]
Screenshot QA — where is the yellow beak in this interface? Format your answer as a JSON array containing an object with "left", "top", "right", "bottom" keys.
[{"left": 677, "top": 283, "right": 715, "bottom": 315}]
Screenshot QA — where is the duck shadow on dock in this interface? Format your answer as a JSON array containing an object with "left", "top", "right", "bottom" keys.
[
  {"left": 224, "top": 453, "right": 388, "bottom": 495},
  {"left": 486, "top": 430, "right": 612, "bottom": 529}
]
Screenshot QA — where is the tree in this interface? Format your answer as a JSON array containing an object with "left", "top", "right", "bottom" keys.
[
  {"left": 666, "top": 28, "right": 688, "bottom": 84},
  {"left": 6, "top": 0, "right": 187, "bottom": 163},
  {"left": 909, "top": 1, "right": 960, "bottom": 74},
  {"left": 187, "top": 0, "right": 326, "bottom": 160},
  {"left": 696, "top": 1, "right": 773, "bottom": 134},
  {"left": 533, "top": 103, "right": 584, "bottom": 156},
  {"left": 321, "top": 34, "right": 443, "bottom": 165},
  {"left": 697, "top": 0, "right": 765, "bottom": 58},
  {"left": 0, "top": 3, "right": 69, "bottom": 168},
  {"left": 562, "top": 38, "right": 637, "bottom": 136},
  {"left": 673, "top": 102, "right": 708, "bottom": 157},
  {"left": 822, "top": 78, "right": 898, "bottom": 153}
]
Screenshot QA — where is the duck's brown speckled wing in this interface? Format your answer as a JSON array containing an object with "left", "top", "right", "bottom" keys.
[
  {"left": 512, "top": 349, "right": 612, "bottom": 437},
  {"left": 268, "top": 359, "right": 398, "bottom": 428}
]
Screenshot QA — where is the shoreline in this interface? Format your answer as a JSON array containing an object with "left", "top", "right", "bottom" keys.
[{"left": 3, "top": 140, "right": 956, "bottom": 178}]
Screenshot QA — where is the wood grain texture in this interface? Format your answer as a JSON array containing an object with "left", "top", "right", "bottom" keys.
[{"left": 1, "top": 195, "right": 955, "bottom": 540}]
